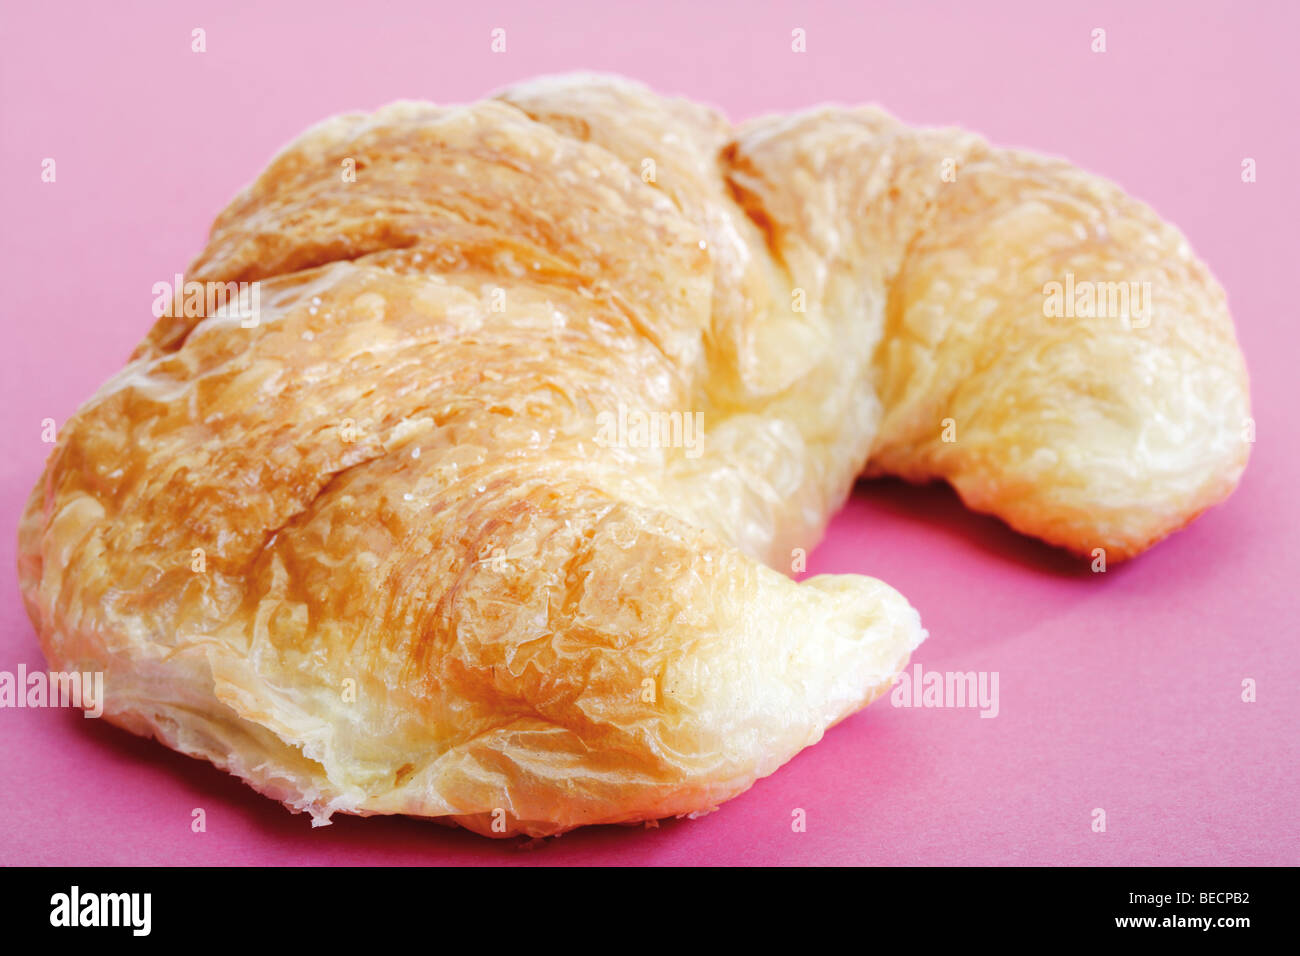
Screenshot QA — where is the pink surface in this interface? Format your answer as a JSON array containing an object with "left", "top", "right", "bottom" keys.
[{"left": 1, "top": 0, "right": 1296, "bottom": 866}]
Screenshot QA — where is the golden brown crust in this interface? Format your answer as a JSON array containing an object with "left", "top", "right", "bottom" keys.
[
  {"left": 18, "top": 74, "right": 1248, "bottom": 836},
  {"left": 724, "top": 108, "right": 1250, "bottom": 559}
]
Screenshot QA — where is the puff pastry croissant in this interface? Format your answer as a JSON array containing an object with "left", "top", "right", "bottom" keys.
[{"left": 17, "top": 74, "right": 1250, "bottom": 837}]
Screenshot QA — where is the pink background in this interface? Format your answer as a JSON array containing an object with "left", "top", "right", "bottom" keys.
[{"left": 2, "top": 0, "right": 1296, "bottom": 866}]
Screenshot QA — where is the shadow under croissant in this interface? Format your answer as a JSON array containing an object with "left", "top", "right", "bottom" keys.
[{"left": 838, "top": 478, "right": 1106, "bottom": 580}]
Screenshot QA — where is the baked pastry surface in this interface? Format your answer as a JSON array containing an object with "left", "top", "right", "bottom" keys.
[{"left": 18, "top": 75, "right": 1249, "bottom": 836}]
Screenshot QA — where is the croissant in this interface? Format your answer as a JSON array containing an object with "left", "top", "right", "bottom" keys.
[{"left": 17, "top": 74, "right": 1250, "bottom": 837}]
